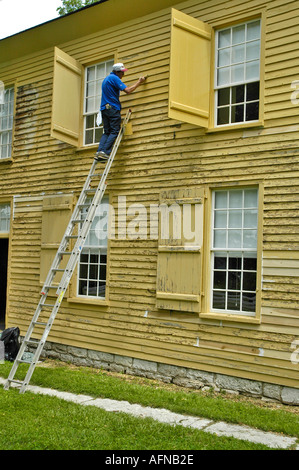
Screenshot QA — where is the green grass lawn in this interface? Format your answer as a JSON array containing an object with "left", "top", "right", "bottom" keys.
[{"left": 0, "top": 359, "right": 298, "bottom": 450}]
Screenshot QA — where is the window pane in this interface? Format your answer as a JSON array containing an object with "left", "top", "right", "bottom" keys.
[
  {"left": 244, "top": 257, "right": 257, "bottom": 271},
  {"left": 231, "top": 64, "right": 244, "bottom": 83},
  {"left": 231, "top": 104, "right": 244, "bottom": 123},
  {"left": 228, "top": 271, "right": 241, "bottom": 290},
  {"left": 85, "top": 129, "right": 93, "bottom": 145},
  {"left": 217, "top": 106, "right": 229, "bottom": 125},
  {"left": 87, "top": 66, "right": 95, "bottom": 81},
  {"left": 218, "top": 87, "right": 230, "bottom": 106},
  {"left": 213, "top": 291, "right": 226, "bottom": 309},
  {"left": 215, "top": 191, "right": 227, "bottom": 209},
  {"left": 246, "top": 102, "right": 259, "bottom": 121},
  {"left": 96, "top": 63, "right": 106, "bottom": 79},
  {"left": 228, "top": 229, "right": 242, "bottom": 248},
  {"left": 243, "top": 272, "right": 256, "bottom": 291},
  {"left": 247, "top": 21, "right": 260, "bottom": 41},
  {"left": 227, "top": 291, "right": 240, "bottom": 310},
  {"left": 244, "top": 209, "right": 258, "bottom": 228},
  {"left": 219, "top": 29, "right": 231, "bottom": 48},
  {"left": 243, "top": 229, "right": 257, "bottom": 248},
  {"left": 229, "top": 191, "right": 242, "bottom": 208},
  {"left": 214, "top": 271, "right": 226, "bottom": 289},
  {"left": 218, "top": 67, "right": 230, "bottom": 86},
  {"left": 232, "top": 44, "right": 245, "bottom": 64},
  {"left": 242, "top": 292, "right": 256, "bottom": 312},
  {"left": 86, "top": 114, "right": 94, "bottom": 129},
  {"left": 214, "top": 255, "right": 227, "bottom": 269},
  {"left": 246, "top": 61, "right": 260, "bottom": 81},
  {"left": 214, "top": 230, "right": 226, "bottom": 248},
  {"left": 232, "top": 25, "right": 245, "bottom": 44},
  {"left": 214, "top": 210, "right": 227, "bottom": 228},
  {"left": 247, "top": 82, "right": 259, "bottom": 101},
  {"left": 231, "top": 85, "right": 244, "bottom": 104},
  {"left": 244, "top": 188, "right": 258, "bottom": 207},
  {"left": 246, "top": 40, "right": 260, "bottom": 61},
  {"left": 229, "top": 210, "right": 242, "bottom": 228},
  {"left": 86, "top": 81, "right": 96, "bottom": 97},
  {"left": 229, "top": 256, "right": 242, "bottom": 270},
  {"left": 218, "top": 48, "right": 231, "bottom": 67}
]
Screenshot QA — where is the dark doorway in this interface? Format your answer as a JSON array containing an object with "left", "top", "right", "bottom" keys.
[{"left": 0, "top": 238, "right": 8, "bottom": 331}]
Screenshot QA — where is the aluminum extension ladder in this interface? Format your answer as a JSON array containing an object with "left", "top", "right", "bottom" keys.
[{"left": 4, "top": 109, "right": 132, "bottom": 394}]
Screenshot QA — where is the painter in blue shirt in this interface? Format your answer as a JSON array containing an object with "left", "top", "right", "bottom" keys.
[{"left": 96, "top": 63, "right": 147, "bottom": 159}]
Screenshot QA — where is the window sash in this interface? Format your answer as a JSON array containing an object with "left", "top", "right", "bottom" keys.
[
  {"left": 83, "top": 59, "right": 114, "bottom": 146},
  {"left": 0, "top": 87, "right": 14, "bottom": 159},
  {"left": 0, "top": 203, "right": 11, "bottom": 233},
  {"left": 211, "top": 189, "right": 258, "bottom": 315},
  {"left": 215, "top": 19, "right": 261, "bottom": 126},
  {"left": 77, "top": 196, "right": 109, "bottom": 298}
]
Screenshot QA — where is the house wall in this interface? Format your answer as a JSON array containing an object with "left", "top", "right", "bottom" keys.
[{"left": 1, "top": 0, "right": 299, "bottom": 391}]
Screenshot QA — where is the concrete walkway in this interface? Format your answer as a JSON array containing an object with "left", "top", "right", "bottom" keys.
[{"left": 1, "top": 377, "right": 298, "bottom": 450}]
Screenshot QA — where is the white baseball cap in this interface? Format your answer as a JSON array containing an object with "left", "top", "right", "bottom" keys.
[{"left": 112, "top": 63, "right": 128, "bottom": 72}]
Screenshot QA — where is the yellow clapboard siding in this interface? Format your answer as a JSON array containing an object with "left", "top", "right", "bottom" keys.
[{"left": 2, "top": 0, "right": 299, "bottom": 391}]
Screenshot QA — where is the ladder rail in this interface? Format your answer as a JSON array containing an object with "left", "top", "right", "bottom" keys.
[{"left": 4, "top": 109, "right": 131, "bottom": 393}]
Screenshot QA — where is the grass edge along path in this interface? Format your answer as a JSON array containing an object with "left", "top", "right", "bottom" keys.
[{"left": 0, "top": 359, "right": 298, "bottom": 450}]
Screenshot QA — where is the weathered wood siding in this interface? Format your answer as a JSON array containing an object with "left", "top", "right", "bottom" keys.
[{"left": 1, "top": 0, "right": 299, "bottom": 388}]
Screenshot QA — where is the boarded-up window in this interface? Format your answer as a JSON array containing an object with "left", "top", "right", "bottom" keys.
[
  {"left": 40, "top": 194, "right": 73, "bottom": 284},
  {"left": 51, "top": 47, "right": 83, "bottom": 146},
  {"left": 156, "top": 188, "right": 205, "bottom": 313},
  {"left": 168, "top": 9, "right": 212, "bottom": 128}
]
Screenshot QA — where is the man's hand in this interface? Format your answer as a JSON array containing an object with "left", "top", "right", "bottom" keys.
[
  {"left": 124, "top": 75, "right": 148, "bottom": 94},
  {"left": 138, "top": 76, "right": 147, "bottom": 84}
]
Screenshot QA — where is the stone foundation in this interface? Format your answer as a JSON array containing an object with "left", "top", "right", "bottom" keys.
[{"left": 39, "top": 341, "right": 299, "bottom": 406}]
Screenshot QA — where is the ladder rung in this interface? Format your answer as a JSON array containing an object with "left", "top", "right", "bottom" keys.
[
  {"left": 33, "top": 321, "right": 47, "bottom": 326},
  {"left": 24, "top": 338, "right": 40, "bottom": 345},
  {"left": 18, "top": 359, "right": 34, "bottom": 364},
  {"left": 65, "top": 235, "right": 78, "bottom": 239},
  {"left": 8, "top": 379, "right": 23, "bottom": 386},
  {"left": 51, "top": 268, "right": 65, "bottom": 272},
  {"left": 84, "top": 189, "right": 97, "bottom": 194},
  {"left": 58, "top": 251, "right": 72, "bottom": 255},
  {"left": 71, "top": 219, "right": 83, "bottom": 224},
  {"left": 90, "top": 173, "right": 102, "bottom": 178}
]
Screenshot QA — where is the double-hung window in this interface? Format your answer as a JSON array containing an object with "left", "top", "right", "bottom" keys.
[
  {"left": 84, "top": 59, "right": 114, "bottom": 146},
  {"left": 215, "top": 19, "right": 261, "bottom": 126},
  {"left": 0, "top": 87, "right": 14, "bottom": 159},
  {"left": 77, "top": 196, "right": 109, "bottom": 298},
  {"left": 211, "top": 188, "right": 258, "bottom": 315}
]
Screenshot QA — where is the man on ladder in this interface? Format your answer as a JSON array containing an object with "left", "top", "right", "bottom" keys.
[{"left": 96, "top": 62, "right": 147, "bottom": 160}]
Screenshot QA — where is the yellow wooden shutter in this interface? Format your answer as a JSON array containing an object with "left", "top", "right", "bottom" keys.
[
  {"left": 40, "top": 194, "right": 73, "bottom": 284},
  {"left": 168, "top": 9, "right": 212, "bottom": 128},
  {"left": 51, "top": 47, "right": 83, "bottom": 146},
  {"left": 156, "top": 187, "right": 205, "bottom": 313}
]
